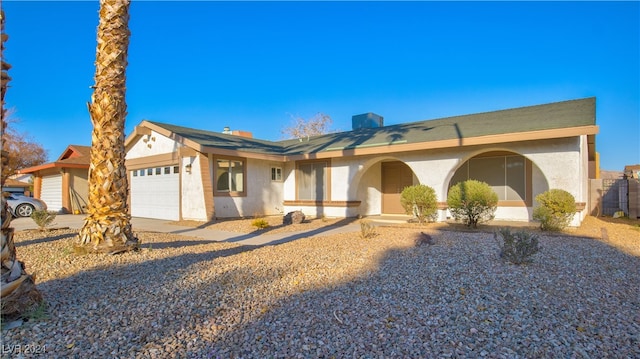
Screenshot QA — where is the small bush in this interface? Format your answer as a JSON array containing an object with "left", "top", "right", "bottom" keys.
[
  {"left": 251, "top": 218, "right": 270, "bottom": 229},
  {"left": 494, "top": 228, "right": 541, "bottom": 265},
  {"left": 533, "top": 189, "right": 576, "bottom": 231},
  {"left": 447, "top": 180, "right": 498, "bottom": 228},
  {"left": 30, "top": 210, "right": 57, "bottom": 230},
  {"left": 400, "top": 184, "right": 438, "bottom": 224},
  {"left": 359, "top": 219, "right": 377, "bottom": 239}
]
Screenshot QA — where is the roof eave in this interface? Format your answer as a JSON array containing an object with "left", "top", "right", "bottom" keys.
[
  {"left": 18, "top": 162, "right": 90, "bottom": 174},
  {"left": 285, "top": 125, "right": 599, "bottom": 161}
]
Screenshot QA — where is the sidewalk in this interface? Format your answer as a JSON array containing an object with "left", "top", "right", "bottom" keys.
[{"left": 9, "top": 215, "right": 364, "bottom": 246}]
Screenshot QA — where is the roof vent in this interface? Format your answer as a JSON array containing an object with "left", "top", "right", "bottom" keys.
[
  {"left": 222, "top": 126, "right": 232, "bottom": 134},
  {"left": 352, "top": 113, "right": 383, "bottom": 130}
]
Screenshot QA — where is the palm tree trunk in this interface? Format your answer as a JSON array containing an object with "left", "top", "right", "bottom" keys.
[
  {"left": 77, "top": 0, "right": 138, "bottom": 253},
  {"left": 1, "top": 9, "right": 42, "bottom": 318}
]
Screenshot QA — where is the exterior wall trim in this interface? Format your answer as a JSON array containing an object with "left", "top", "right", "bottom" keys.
[
  {"left": 283, "top": 200, "right": 361, "bottom": 207},
  {"left": 126, "top": 152, "right": 180, "bottom": 169}
]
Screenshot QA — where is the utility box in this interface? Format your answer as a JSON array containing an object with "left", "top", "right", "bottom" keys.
[{"left": 352, "top": 113, "right": 384, "bottom": 130}]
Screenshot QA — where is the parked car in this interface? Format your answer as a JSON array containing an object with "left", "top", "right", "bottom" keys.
[{"left": 4, "top": 194, "right": 47, "bottom": 217}]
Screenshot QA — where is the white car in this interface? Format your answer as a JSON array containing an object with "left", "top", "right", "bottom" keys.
[{"left": 5, "top": 194, "right": 48, "bottom": 217}]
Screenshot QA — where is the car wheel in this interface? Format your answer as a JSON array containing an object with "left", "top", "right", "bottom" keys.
[{"left": 15, "top": 204, "right": 35, "bottom": 217}]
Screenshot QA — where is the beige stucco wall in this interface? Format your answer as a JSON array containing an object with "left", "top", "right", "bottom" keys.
[{"left": 68, "top": 168, "right": 89, "bottom": 213}]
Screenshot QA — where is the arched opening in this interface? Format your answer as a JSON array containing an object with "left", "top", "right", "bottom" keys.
[
  {"left": 351, "top": 158, "right": 418, "bottom": 216},
  {"left": 446, "top": 150, "right": 551, "bottom": 222},
  {"left": 449, "top": 151, "right": 531, "bottom": 205}
]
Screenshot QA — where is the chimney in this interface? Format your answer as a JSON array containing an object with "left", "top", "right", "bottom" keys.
[
  {"left": 352, "top": 113, "right": 383, "bottom": 130},
  {"left": 231, "top": 130, "right": 253, "bottom": 138},
  {"left": 222, "top": 126, "right": 253, "bottom": 138}
]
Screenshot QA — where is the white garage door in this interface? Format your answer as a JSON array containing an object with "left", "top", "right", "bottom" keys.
[
  {"left": 41, "top": 174, "right": 63, "bottom": 212},
  {"left": 130, "top": 166, "right": 180, "bottom": 221}
]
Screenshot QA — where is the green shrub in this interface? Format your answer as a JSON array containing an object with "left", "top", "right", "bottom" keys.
[
  {"left": 533, "top": 189, "right": 576, "bottom": 231},
  {"left": 400, "top": 184, "right": 438, "bottom": 224},
  {"left": 251, "top": 218, "right": 270, "bottom": 229},
  {"left": 30, "top": 210, "right": 57, "bottom": 230},
  {"left": 494, "top": 228, "right": 540, "bottom": 265},
  {"left": 359, "top": 219, "right": 377, "bottom": 239},
  {"left": 447, "top": 180, "right": 498, "bottom": 228}
]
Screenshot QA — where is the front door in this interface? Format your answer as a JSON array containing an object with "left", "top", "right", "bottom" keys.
[{"left": 381, "top": 161, "right": 414, "bottom": 214}]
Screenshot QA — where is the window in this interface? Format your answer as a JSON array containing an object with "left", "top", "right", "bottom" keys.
[
  {"left": 451, "top": 154, "right": 527, "bottom": 202},
  {"left": 139, "top": 169, "right": 145, "bottom": 177},
  {"left": 271, "top": 167, "right": 283, "bottom": 181},
  {"left": 173, "top": 166, "right": 180, "bottom": 174},
  {"left": 164, "top": 167, "right": 171, "bottom": 175},
  {"left": 147, "top": 168, "right": 153, "bottom": 176},
  {"left": 132, "top": 170, "right": 138, "bottom": 177},
  {"left": 215, "top": 157, "right": 245, "bottom": 194},
  {"left": 297, "top": 161, "right": 328, "bottom": 200},
  {"left": 155, "top": 167, "right": 162, "bottom": 175}
]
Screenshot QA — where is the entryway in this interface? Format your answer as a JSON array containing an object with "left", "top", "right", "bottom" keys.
[{"left": 381, "top": 161, "right": 414, "bottom": 214}]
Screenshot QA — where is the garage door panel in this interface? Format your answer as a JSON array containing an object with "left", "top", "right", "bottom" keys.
[
  {"left": 130, "top": 168, "right": 179, "bottom": 221},
  {"left": 41, "top": 174, "right": 63, "bottom": 212}
]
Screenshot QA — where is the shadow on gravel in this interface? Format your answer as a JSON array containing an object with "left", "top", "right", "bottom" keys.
[
  {"left": 222, "top": 218, "right": 357, "bottom": 245},
  {"left": 5, "top": 225, "right": 640, "bottom": 358},
  {"left": 14, "top": 231, "right": 77, "bottom": 247}
]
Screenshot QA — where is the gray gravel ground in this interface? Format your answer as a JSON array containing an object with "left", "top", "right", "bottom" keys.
[{"left": 2, "top": 227, "right": 639, "bottom": 359}]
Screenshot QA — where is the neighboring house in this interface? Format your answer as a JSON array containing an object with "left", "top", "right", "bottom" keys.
[
  {"left": 125, "top": 97, "right": 598, "bottom": 226},
  {"left": 624, "top": 165, "right": 640, "bottom": 179},
  {"left": 19, "top": 145, "right": 91, "bottom": 214},
  {"left": 2, "top": 178, "right": 32, "bottom": 196}
]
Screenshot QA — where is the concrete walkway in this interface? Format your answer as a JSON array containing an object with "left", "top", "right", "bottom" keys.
[{"left": 9, "top": 215, "right": 366, "bottom": 246}]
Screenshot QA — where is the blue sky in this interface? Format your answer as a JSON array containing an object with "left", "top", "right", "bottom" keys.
[{"left": 3, "top": 1, "right": 639, "bottom": 171}]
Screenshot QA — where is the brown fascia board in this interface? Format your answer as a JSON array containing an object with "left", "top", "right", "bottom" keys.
[
  {"left": 284, "top": 125, "right": 599, "bottom": 161},
  {"left": 18, "top": 162, "right": 89, "bottom": 174}
]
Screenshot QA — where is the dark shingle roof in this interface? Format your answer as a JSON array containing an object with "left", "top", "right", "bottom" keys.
[
  {"left": 280, "top": 97, "right": 596, "bottom": 155},
  {"left": 148, "top": 97, "right": 596, "bottom": 157},
  {"left": 146, "top": 122, "right": 287, "bottom": 155}
]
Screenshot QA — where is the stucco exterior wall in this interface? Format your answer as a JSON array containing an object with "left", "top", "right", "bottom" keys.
[
  {"left": 125, "top": 126, "right": 589, "bottom": 226},
  {"left": 355, "top": 162, "right": 381, "bottom": 216},
  {"left": 181, "top": 155, "right": 206, "bottom": 220},
  {"left": 286, "top": 137, "right": 586, "bottom": 223},
  {"left": 213, "top": 158, "right": 284, "bottom": 218},
  {"left": 68, "top": 168, "right": 89, "bottom": 213},
  {"left": 126, "top": 130, "right": 182, "bottom": 159}
]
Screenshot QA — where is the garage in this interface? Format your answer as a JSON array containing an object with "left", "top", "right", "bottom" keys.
[
  {"left": 41, "top": 174, "right": 63, "bottom": 212},
  {"left": 130, "top": 165, "right": 180, "bottom": 220}
]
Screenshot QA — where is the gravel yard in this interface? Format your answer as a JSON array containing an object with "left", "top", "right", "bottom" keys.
[{"left": 1, "top": 217, "right": 639, "bottom": 358}]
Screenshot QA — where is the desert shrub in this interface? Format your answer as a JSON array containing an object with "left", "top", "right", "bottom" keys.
[
  {"left": 533, "top": 189, "right": 576, "bottom": 231},
  {"left": 30, "top": 210, "right": 56, "bottom": 230},
  {"left": 400, "top": 184, "right": 438, "bottom": 224},
  {"left": 251, "top": 218, "right": 270, "bottom": 229},
  {"left": 447, "top": 180, "right": 498, "bottom": 228},
  {"left": 359, "top": 219, "right": 377, "bottom": 239},
  {"left": 494, "top": 228, "right": 540, "bottom": 265}
]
